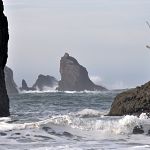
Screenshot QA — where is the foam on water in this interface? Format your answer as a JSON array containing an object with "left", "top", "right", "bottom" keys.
[
  {"left": 75, "top": 108, "right": 106, "bottom": 117},
  {"left": 0, "top": 112, "right": 150, "bottom": 135}
]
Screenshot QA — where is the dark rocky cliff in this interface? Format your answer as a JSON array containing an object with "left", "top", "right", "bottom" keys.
[
  {"left": 0, "top": 0, "right": 10, "bottom": 116},
  {"left": 109, "top": 81, "right": 150, "bottom": 116},
  {"left": 4, "top": 66, "right": 19, "bottom": 95},
  {"left": 57, "top": 53, "right": 107, "bottom": 91}
]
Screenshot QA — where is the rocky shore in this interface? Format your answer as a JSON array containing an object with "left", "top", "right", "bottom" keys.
[{"left": 109, "top": 81, "right": 150, "bottom": 116}]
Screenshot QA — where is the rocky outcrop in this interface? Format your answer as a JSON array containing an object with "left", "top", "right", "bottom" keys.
[
  {"left": 57, "top": 53, "right": 107, "bottom": 91},
  {"left": 0, "top": 0, "right": 10, "bottom": 116},
  {"left": 20, "top": 75, "right": 58, "bottom": 91},
  {"left": 109, "top": 81, "right": 150, "bottom": 116},
  {"left": 21, "top": 79, "right": 29, "bottom": 91},
  {"left": 32, "top": 74, "right": 58, "bottom": 91},
  {"left": 4, "top": 66, "right": 19, "bottom": 94},
  {"left": 20, "top": 79, "right": 35, "bottom": 91}
]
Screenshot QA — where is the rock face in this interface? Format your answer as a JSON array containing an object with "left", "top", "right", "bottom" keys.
[
  {"left": 32, "top": 74, "right": 58, "bottom": 91},
  {"left": 4, "top": 66, "right": 19, "bottom": 94},
  {"left": 57, "top": 53, "right": 107, "bottom": 91},
  {"left": 109, "top": 81, "right": 150, "bottom": 116},
  {"left": 20, "top": 75, "right": 58, "bottom": 91},
  {"left": 0, "top": 0, "right": 10, "bottom": 116}
]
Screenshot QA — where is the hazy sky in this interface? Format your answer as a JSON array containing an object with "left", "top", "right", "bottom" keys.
[{"left": 3, "top": 0, "right": 150, "bottom": 89}]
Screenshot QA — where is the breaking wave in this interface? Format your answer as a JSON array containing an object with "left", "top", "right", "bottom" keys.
[{"left": 0, "top": 112, "right": 150, "bottom": 135}]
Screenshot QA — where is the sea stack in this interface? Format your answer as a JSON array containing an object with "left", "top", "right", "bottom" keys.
[
  {"left": 0, "top": 0, "right": 10, "bottom": 116},
  {"left": 32, "top": 74, "right": 58, "bottom": 91},
  {"left": 109, "top": 81, "right": 150, "bottom": 116},
  {"left": 4, "top": 66, "right": 19, "bottom": 95},
  {"left": 57, "top": 53, "right": 107, "bottom": 91},
  {"left": 20, "top": 75, "right": 58, "bottom": 91}
]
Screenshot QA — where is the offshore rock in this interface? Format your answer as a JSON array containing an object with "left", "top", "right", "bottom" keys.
[
  {"left": 109, "top": 81, "right": 150, "bottom": 116},
  {"left": 57, "top": 53, "right": 107, "bottom": 91},
  {"left": 20, "top": 79, "right": 35, "bottom": 91},
  {"left": 32, "top": 74, "right": 58, "bottom": 91},
  {"left": 21, "top": 79, "right": 29, "bottom": 91},
  {"left": 4, "top": 66, "right": 18, "bottom": 94},
  {"left": 0, "top": 0, "right": 10, "bottom": 116}
]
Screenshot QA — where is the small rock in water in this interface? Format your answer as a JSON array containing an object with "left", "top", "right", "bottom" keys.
[
  {"left": 133, "top": 125, "right": 144, "bottom": 134},
  {"left": 63, "top": 131, "right": 73, "bottom": 138},
  {"left": 0, "top": 132, "right": 7, "bottom": 136}
]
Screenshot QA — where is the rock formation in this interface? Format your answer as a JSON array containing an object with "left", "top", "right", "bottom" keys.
[
  {"left": 57, "top": 53, "right": 107, "bottom": 91},
  {"left": 20, "top": 75, "right": 58, "bottom": 91},
  {"left": 21, "top": 79, "right": 29, "bottom": 91},
  {"left": 32, "top": 74, "right": 58, "bottom": 91},
  {"left": 20, "top": 79, "right": 34, "bottom": 91},
  {"left": 0, "top": 0, "right": 10, "bottom": 116},
  {"left": 4, "top": 66, "right": 19, "bottom": 94},
  {"left": 109, "top": 81, "right": 150, "bottom": 116}
]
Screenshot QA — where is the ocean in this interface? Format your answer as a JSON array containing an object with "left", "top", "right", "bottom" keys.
[{"left": 0, "top": 90, "right": 150, "bottom": 150}]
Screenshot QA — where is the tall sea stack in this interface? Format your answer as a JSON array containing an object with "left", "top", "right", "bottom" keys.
[
  {"left": 0, "top": 0, "right": 10, "bottom": 116},
  {"left": 57, "top": 53, "right": 107, "bottom": 91},
  {"left": 4, "top": 66, "right": 19, "bottom": 95}
]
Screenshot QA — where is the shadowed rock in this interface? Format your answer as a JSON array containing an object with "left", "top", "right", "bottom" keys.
[
  {"left": 4, "top": 66, "right": 18, "bottom": 94},
  {"left": 57, "top": 53, "right": 107, "bottom": 91},
  {"left": 0, "top": 0, "right": 10, "bottom": 116},
  {"left": 109, "top": 81, "right": 150, "bottom": 116}
]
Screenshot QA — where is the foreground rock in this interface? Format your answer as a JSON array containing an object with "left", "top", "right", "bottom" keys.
[
  {"left": 0, "top": 0, "right": 10, "bottom": 116},
  {"left": 4, "top": 66, "right": 19, "bottom": 94},
  {"left": 57, "top": 53, "right": 107, "bottom": 91},
  {"left": 20, "top": 75, "right": 58, "bottom": 91},
  {"left": 109, "top": 81, "right": 150, "bottom": 116},
  {"left": 32, "top": 74, "right": 58, "bottom": 91}
]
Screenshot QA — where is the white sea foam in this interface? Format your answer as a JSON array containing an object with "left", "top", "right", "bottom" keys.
[
  {"left": 75, "top": 109, "right": 105, "bottom": 117},
  {"left": 0, "top": 113, "right": 149, "bottom": 135},
  {"left": 20, "top": 89, "right": 108, "bottom": 94}
]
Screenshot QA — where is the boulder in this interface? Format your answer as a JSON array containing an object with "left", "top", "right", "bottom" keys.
[
  {"left": 0, "top": 0, "right": 10, "bottom": 116},
  {"left": 109, "top": 81, "right": 150, "bottom": 116},
  {"left": 57, "top": 53, "right": 107, "bottom": 91},
  {"left": 4, "top": 66, "right": 19, "bottom": 94},
  {"left": 32, "top": 74, "right": 58, "bottom": 91}
]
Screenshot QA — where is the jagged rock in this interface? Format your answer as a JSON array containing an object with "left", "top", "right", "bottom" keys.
[
  {"left": 57, "top": 53, "right": 107, "bottom": 91},
  {"left": 32, "top": 74, "right": 58, "bottom": 91},
  {"left": 109, "top": 81, "right": 150, "bottom": 116},
  {"left": 21, "top": 79, "right": 29, "bottom": 91},
  {"left": 4, "top": 66, "right": 18, "bottom": 94},
  {"left": 20, "top": 79, "right": 35, "bottom": 91},
  {"left": 0, "top": 0, "right": 10, "bottom": 116}
]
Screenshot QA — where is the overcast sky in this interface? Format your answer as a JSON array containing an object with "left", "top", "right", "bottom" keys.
[{"left": 3, "top": 0, "right": 150, "bottom": 89}]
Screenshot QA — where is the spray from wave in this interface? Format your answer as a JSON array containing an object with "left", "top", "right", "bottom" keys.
[{"left": 0, "top": 111, "right": 150, "bottom": 135}]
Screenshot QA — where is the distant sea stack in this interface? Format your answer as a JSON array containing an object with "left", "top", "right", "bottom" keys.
[
  {"left": 4, "top": 66, "right": 19, "bottom": 95},
  {"left": 32, "top": 74, "right": 58, "bottom": 91},
  {"left": 109, "top": 81, "right": 150, "bottom": 116},
  {"left": 0, "top": 0, "right": 10, "bottom": 116},
  {"left": 57, "top": 53, "right": 107, "bottom": 91},
  {"left": 20, "top": 75, "right": 58, "bottom": 91}
]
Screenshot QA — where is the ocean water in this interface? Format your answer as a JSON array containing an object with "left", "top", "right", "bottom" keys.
[{"left": 0, "top": 90, "right": 150, "bottom": 150}]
